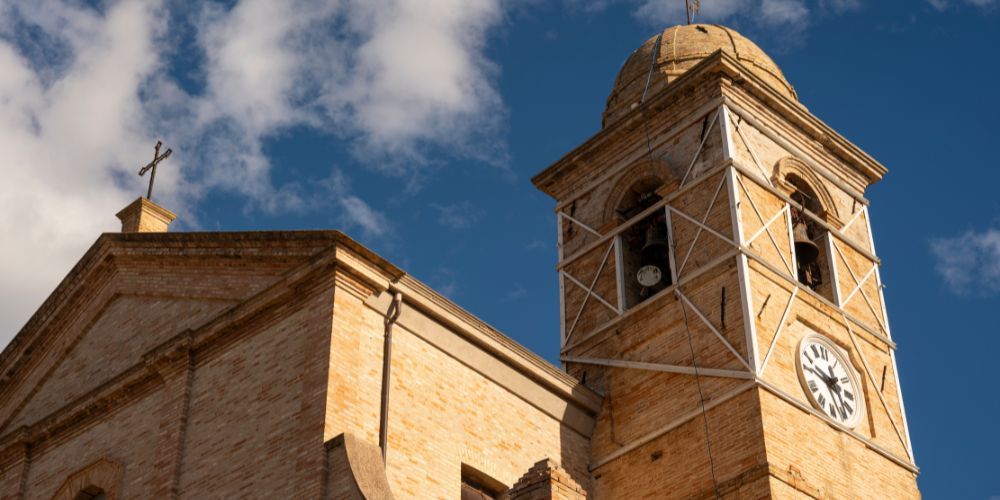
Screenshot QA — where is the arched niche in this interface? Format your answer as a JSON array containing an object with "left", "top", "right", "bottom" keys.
[
  {"left": 771, "top": 156, "right": 841, "bottom": 226},
  {"left": 603, "top": 159, "right": 677, "bottom": 308},
  {"left": 603, "top": 158, "right": 678, "bottom": 227}
]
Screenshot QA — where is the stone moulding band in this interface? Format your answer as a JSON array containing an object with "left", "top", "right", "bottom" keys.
[
  {"left": 842, "top": 315, "right": 913, "bottom": 461},
  {"left": 560, "top": 356, "right": 753, "bottom": 380},
  {"left": 756, "top": 379, "right": 918, "bottom": 473},
  {"left": 730, "top": 159, "right": 879, "bottom": 264},
  {"left": 587, "top": 378, "right": 919, "bottom": 474},
  {"left": 559, "top": 167, "right": 893, "bottom": 354},
  {"left": 552, "top": 98, "right": 726, "bottom": 213},
  {"left": 557, "top": 160, "right": 732, "bottom": 273},
  {"left": 721, "top": 97, "right": 871, "bottom": 205},
  {"left": 742, "top": 246, "right": 894, "bottom": 349},
  {"left": 560, "top": 249, "right": 739, "bottom": 353},
  {"left": 588, "top": 381, "right": 757, "bottom": 471},
  {"left": 559, "top": 228, "right": 893, "bottom": 358}
]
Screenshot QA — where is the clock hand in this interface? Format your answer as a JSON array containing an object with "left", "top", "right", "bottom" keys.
[
  {"left": 805, "top": 366, "right": 832, "bottom": 385},
  {"left": 831, "top": 387, "right": 849, "bottom": 419}
]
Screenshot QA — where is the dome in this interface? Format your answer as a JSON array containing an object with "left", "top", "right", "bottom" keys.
[{"left": 603, "top": 24, "right": 796, "bottom": 127}]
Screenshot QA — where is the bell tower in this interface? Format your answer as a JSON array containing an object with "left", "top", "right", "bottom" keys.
[{"left": 532, "top": 25, "right": 919, "bottom": 498}]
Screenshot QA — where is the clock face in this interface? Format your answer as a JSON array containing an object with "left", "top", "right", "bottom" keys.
[
  {"left": 636, "top": 265, "right": 662, "bottom": 287},
  {"left": 796, "top": 334, "right": 864, "bottom": 428}
]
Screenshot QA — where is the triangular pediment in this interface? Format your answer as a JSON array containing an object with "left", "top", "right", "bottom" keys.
[{"left": 0, "top": 231, "right": 399, "bottom": 436}]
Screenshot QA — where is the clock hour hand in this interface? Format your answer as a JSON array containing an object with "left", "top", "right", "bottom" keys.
[
  {"left": 805, "top": 366, "right": 833, "bottom": 386},
  {"left": 826, "top": 365, "right": 838, "bottom": 385}
]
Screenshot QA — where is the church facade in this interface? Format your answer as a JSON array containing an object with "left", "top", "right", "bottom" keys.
[{"left": 0, "top": 25, "right": 919, "bottom": 499}]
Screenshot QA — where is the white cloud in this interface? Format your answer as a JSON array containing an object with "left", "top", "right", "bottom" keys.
[
  {"left": 760, "top": 0, "right": 810, "bottom": 25},
  {"left": 431, "top": 202, "right": 480, "bottom": 229},
  {"left": 929, "top": 228, "right": 1000, "bottom": 296},
  {"left": 820, "top": 0, "right": 862, "bottom": 12},
  {"left": 0, "top": 0, "right": 166, "bottom": 349},
  {"left": 524, "top": 240, "right": 547, "bottom": 251},
  {"left": 0, "top": 0, "right": 507, "bottom": 347},
  {"left": 324, "top": 170, "right": 391, "bottom": 238},
  {"left": 502, "top": 285, "right": 528, "bottom": 302}
]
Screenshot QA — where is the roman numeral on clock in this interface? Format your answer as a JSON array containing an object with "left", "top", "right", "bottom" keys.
[{"left": 808, "top": 380, "right": 819, "bottom": 393}]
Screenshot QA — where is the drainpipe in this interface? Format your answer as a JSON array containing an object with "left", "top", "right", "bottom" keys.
[{"left": 378, "top": 291, "right": 403, "bottom": 463}]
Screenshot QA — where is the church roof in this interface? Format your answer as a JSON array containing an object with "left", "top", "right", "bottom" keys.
[
  {"left": 603, "top": 24, "right": 796, "bottom": 127},
  {"left": 0, "top": 231, "right": 598, "bottom": 422}
]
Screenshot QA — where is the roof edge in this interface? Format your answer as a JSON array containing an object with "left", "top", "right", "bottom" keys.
[{"left": 532, "top": 51, "right": 887, "bottom": 200}]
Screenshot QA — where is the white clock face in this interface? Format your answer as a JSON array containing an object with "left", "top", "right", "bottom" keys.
[
  {"left": 796, "top": 334, "right": 864, "bottom": 428},
  {"left": 636, "top": 265, "right": 662, "bottom": 287}
]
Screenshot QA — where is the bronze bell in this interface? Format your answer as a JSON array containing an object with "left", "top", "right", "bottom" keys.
[
  {"left": 641, "top": 223, "right": 669, "bottom": 265},
  {"left": 793, "top": 220, "right": 820, "bottom": 265}
]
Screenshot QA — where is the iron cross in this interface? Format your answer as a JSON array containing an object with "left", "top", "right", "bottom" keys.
[{"left": 138, "top": 140, "right": 172, "bottom": 200}]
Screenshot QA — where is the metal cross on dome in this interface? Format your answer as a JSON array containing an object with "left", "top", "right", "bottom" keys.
[{"left": 138, "top": 140, "right": 172, "bottom": 201}]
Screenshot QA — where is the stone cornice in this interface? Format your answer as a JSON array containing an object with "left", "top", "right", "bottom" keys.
[
  {"left": 0, "top": 229, "right": 601, "bottom": 458},
  {"left": 0, "top": 231, "right": 402, "bottom": 393},
  {"left": 0, "top": 233, "right": 396, "bottom": 462},
  {"left": 532, "top": 51, "right": 887, "bottom": 201}
]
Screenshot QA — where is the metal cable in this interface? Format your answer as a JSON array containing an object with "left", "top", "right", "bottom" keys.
[
  {"left": 679, "top": 294, "right": 722, "bottom": 499},
  {"left": 640, "top": 33, "right": 663, "bottom": 164}
]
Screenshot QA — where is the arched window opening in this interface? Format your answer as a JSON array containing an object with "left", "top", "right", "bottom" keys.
[
  {"left": 787, "top": 175, "right": 833, "bottom": 300},
  {"left": 74, "top": 486, "right": 107, "bottom": 500},
  {"left": 616, "top": 177, "right": 673, "bottom": 309}
]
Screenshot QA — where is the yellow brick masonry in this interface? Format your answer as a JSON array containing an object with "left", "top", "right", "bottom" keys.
[
  {"left": 115, "top": 197, "right": 176, "bottom": 233},
  {"left": 507, "top": 459, "right": 587, "bottom": 500},
  {"left": 0, "top": 231, "right": 600, "bottom": 498},
  {"left": 533, "top": 40, "right": 919, "bottom": 498}
]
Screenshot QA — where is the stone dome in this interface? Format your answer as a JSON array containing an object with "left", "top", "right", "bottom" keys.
[{"left": 603, "top": 24, "right": 796, "bottom": 127}]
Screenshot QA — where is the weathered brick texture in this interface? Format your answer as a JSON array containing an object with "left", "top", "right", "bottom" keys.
[{"left": 507, "top": 459, "right": 587, "bottom": 500}]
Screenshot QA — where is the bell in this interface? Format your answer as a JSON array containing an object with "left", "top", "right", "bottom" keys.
[
  {"left": 793, "top": 220, "right": 820, "bottom": 265},
  {"left": 641, "top": 223, "right": 668, "bottom": 265}
]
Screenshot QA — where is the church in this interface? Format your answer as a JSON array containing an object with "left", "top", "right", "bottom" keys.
[{"left": 0, "top": 24, "right": 920, "bottom": 499}]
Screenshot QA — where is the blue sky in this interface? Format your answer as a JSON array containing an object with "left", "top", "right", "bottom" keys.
[{"left": 0, "top": 0, "right": 997, "bottom": 496}]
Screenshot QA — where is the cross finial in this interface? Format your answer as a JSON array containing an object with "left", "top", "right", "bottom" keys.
[
  {"left": 685, "top": 0, "right": 700, "bottom": 24},
  {"left": 138, "top": 140, "right": 172, "bottom": 201}
]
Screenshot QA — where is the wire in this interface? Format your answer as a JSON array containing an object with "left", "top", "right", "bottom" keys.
[
  {"left": 679, "top": 294, "right": 722, "bottom": 499},
  {"left": 639, "top": 33, "right": 663, "bottom": 165}
]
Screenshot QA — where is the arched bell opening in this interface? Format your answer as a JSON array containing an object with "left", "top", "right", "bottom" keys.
[
  {"left": 787, "top": 174, "right": 834, "bottom": 301},
  {"left": 615, "top": 176, "right": 673, "bottom": 309},
  {"left": 74, "top": 487, "right": 107, "bottom": 500}
]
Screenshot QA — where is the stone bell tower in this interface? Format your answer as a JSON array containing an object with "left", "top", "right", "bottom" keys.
[{"left": 532, "top": 25, "right": 919, "bottom": 498}]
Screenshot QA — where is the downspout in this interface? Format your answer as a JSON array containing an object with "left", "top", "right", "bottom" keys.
[{"left": 378, "top": 291, "right": 403, "bottom": 464}]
